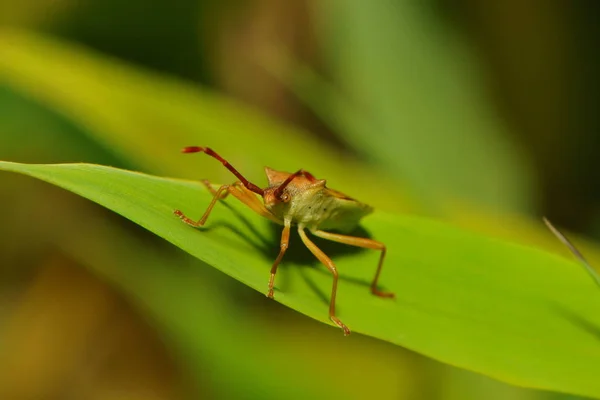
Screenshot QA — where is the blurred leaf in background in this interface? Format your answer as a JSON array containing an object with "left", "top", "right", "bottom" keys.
[
  {"left": 0, "top": 0, "right": 599, "bottom": 400},
  {"left": 311, "top": 0, "right": 534, "bottom": 215}
]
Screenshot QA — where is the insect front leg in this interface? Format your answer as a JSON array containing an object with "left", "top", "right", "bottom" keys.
[
  {"left": 174, "top": 184, "right": 231, "bottom": 227},
  {"left": 311, "top": 230, "right": 394, "bottom": 298},
  {"left": 298, "top": 226, "right": 350, "bottom": 336},
  {"left": 201, "top": 179, "right": 230, "bottom": 199},
  {"left": 267, "top": 221, "right": 291, "bottom": 298},
  {"left": 174, "top": 181, "right": 280, "bottom": 227}
]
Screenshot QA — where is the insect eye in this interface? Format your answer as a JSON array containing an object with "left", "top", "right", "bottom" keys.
[{"left": 280, "top": 192, "right": 291, "bottom": 203}]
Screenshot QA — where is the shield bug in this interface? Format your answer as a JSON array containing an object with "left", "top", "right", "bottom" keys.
[
  {"left": 174, "top": 146, "right": 394, "bottom": 335},
  {"left": 544, "top": 217, "right": 600, "bottom": 288}
]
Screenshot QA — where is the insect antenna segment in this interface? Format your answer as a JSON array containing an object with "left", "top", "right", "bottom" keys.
[{"left": 181, "top": 146, "right": 264, "bottom": 196}]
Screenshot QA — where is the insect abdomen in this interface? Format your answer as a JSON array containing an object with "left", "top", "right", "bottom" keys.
[{"left": 309, "top": 197, "right": 372, "bottom": 232}]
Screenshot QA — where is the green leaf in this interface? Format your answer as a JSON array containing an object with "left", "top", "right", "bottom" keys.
[{"left": 1, "top": 161, "right": 599, "bottom": 397}]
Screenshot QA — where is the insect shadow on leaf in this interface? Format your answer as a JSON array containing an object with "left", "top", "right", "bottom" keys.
[
  {"left": 267, "top": 223, "right": 375, "bottom": 305},
  {"left": 191, "top": 197, "right": 273, "bottom": 255}
]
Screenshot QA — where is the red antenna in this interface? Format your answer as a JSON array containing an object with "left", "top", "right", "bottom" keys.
[{"left": 181, "top": 146, "right": 264, "bottom": 196}]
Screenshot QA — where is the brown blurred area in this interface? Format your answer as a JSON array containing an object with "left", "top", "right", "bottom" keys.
[
  {"left": 0, "top": 175, "right": 187, "bottom": 400},
  {"left": 0, "top": 255, "right": 180, "bottom": 400}
]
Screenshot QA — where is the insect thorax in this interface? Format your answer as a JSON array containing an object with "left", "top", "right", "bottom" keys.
[{"left": 264, "top": 184, "right": 372, "bottom": 232}]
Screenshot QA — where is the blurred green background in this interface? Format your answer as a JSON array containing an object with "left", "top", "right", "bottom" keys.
[{"left": 0, "top": 0, "right": 598, "bottom": 399}]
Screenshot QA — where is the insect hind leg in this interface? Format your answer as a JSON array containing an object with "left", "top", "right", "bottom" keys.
[{"left": 310, "top": 229, "right": 394, "bottom": 299}]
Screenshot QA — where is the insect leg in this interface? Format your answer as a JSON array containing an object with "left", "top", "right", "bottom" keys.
[
  {"left": 201, "top": 179, "right": 229, "bottom": 199},
  {"left": 174, "top": 184, "right": 230, "bottom": 227},
  {"left": 229, "top": 183, "right": 281, "bottom": 224},
  {"left": 543, "top": 217, "right": 600, "bottom": 288},
  {"left": 174, "top": 182, "right": 279, "bottom": 226},
  {"left": 181, "top": 146, "right": 264, "bottom": 196},
  {"left": 311, "top": 230, "right": 394, "bottom": 298},
  {"left": 268, "top": 221, "right": 291, "bottom": 298},
  {"left": 298, "top": 227, "right": 350, "bottom": 336}
]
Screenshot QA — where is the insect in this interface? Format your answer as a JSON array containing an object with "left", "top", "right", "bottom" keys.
[
  {"left": 173, "top": 146, "right": 394, "bottom": 335},
  {"left": 543, "top": 217, "right": 600, "bottom": 288}
]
